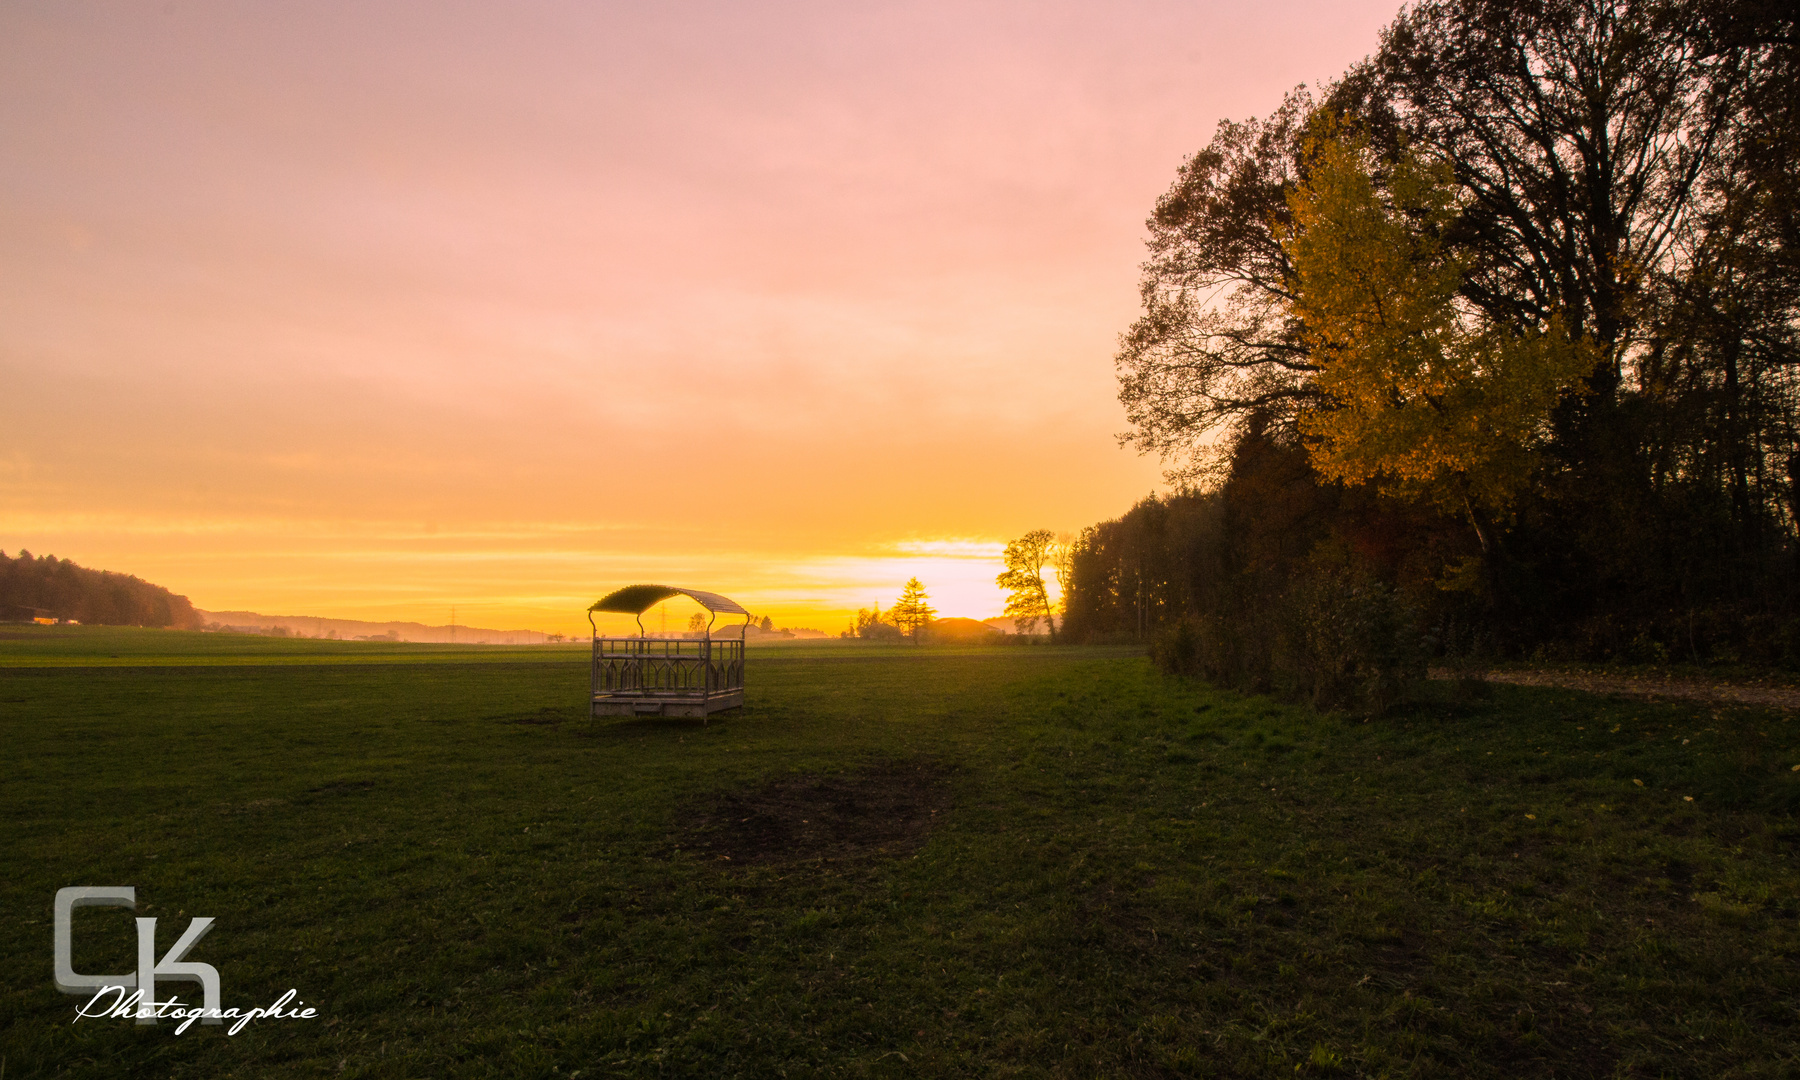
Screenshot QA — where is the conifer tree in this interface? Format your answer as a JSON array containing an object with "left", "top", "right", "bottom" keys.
[{"left": 889, "top": 578, "right": 935, "bottom": 645}]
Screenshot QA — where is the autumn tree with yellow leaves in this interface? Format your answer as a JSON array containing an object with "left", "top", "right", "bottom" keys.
[
  {"left": 1280, "top": 132, "right": 1595, "bottom": 556},
  {"left": 1098, "top": 0, "right": 1799, "bottom": 668}
]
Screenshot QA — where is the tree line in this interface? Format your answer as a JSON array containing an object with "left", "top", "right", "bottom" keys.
[
  {"left": 843, "top": 577, "right": 937, "bottom": 643},
  {"left": 846, "top": 563, "right": 1070, "bottom": 645},
  {"left": 1, "top": 549, "right": 203, "bottom": 629},
  {"left": 1060, "top": 0, "right": 1798, "bottom": 704}
]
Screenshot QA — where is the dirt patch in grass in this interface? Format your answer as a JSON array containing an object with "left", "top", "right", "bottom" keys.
[{"left": 677, "top": 758, "right": 950, "bottom": 866}]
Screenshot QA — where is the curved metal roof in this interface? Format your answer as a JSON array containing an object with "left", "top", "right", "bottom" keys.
[{"left": 588, "top": 585, "right": 749, "bottom": 616}]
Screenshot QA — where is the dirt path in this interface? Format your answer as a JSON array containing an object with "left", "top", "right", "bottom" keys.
[{"left": 1436, "top": 668, "right": 1800, "bottom": 710}]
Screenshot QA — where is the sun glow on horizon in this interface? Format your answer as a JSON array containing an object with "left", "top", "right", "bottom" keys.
[
  {"left": 0, "top": 524, "right": 1032, "bottom": 636},
  {"left": 0, "top": 0, "right": 1407, "bottom": 626}
]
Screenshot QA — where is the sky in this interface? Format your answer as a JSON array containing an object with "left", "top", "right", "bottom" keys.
[{"left": 1, "top": 0, "right": 1405, "bottom": 635}]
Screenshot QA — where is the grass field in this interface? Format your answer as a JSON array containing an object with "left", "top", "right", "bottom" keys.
[{"left": 2, "top": 626, "right": 1798, "bottom": 1078}]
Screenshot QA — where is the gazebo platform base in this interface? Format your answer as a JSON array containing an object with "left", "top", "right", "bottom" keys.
[{"left": 591, "top": 690, "right": 743, "bottom": 719}]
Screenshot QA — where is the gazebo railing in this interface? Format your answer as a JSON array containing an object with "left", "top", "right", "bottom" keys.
[{"left": 591, "top": 636, "right": 744, "bottom": 702}]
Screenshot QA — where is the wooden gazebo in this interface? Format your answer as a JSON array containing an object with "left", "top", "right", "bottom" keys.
[{"left": 586, "top": 585, "right": 751, "bottom": 718}]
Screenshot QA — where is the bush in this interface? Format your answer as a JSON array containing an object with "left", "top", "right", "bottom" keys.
[
  {"left": 1557, "top": 606, "right": 1800, "bottom": 669},
  {"left": 1278, "top": 572, "right": 1428, "bottom": 713},
  {"left": 1149, "top": 619, "right": 1202, "bottom": 677},
  {"left": 857, "top": 621, "right": 904, "bottom": 643},
  {"left": 842, "top": 604, "right": 905, "bottom": 642},
  {"left": 1151, "top": 570, "right": 1427, "bottom": 714}
]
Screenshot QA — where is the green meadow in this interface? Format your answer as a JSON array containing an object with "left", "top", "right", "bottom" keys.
[{"left": 2, "top": 627, "right": 1797, "bottom": 1078}]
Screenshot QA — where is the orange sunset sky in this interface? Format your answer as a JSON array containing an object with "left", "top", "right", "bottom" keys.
[{"left": 2, "top": 0, "right": 1402, "bottom": 636}]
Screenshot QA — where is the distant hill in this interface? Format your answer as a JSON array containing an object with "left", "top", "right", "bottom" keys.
[
  {"left": 0, "top": 549, "right": 202, "bottom": 628},
  {"left": 197, "top": 611, "right": 561, "bottom": 644},
  {"left": 930, "top": 617, "right": 1001, "bottom": 644},
  {"left": 982, "top": 616, "right": 1054, "bottom": 636}
]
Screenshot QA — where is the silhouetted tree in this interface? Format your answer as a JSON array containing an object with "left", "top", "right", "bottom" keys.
[
  {"left": 889, "top": 578, "right": 936, "bottom": 645},
  {"left": 997, "top": 530, "right": 1059, "bottom": 640}
]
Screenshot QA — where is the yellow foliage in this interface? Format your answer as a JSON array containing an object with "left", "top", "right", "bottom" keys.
[{"left": 1281, "top": 132, "right": 1594, "bottom": 517}]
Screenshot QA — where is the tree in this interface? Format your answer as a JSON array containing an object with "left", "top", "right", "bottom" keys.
[
  {"left": 687, "top": 612, "right": 707, "bottom": 635},
  {"left": 1120, "top": 0, "right": 1768, "bottom": 481},
  {"left": 1354, "top": 0, "right": 1741, "bottom": 380},
  {"left": 1341, "top": 0, "right": 1798, "bottom": 617},
  {"left": 889, "top": 578, "right": 936, "bottom": 644},
  {"left": 1053, "top": 532, "right": 1077, "bottom": 622},
  {"left": 759, "top": 615, "right": 774, "bottom": 633},
  {"left": 0, "top": 549, "right": 202, "bottom": 628},
  {"left": 997, "top": 531, "right": 1059, "bottom": 640},
  {"left": 1114, "top": 0, "right": 1800, "bottom": 651},
  {"left": 1281, "top": 131, "right": 1595, "bottom": 552},
  {"left": 845, "top": 603, "right": 903, "bottom": 642},
  {"left": 1115, "top": 91, "right": 1320, "bottom": 485}
]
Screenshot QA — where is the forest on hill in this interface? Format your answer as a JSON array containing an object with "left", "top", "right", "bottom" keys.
[
  {"left": 0, "top": 550, "right": 201, "bottom": 628},
  {"left": 1062, "top": 0, "right": 1798, "bottom": 704}
]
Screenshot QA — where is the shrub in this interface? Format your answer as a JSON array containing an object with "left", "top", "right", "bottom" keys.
[
  {"left": 1149, "top": 619, "right": 1202, "bottom": 677},
  {"left": 1279, "top": 571, "right": 1428, "bottom": 713},
  {"left": 842, "top": 604, "right": 905, "bottom": 642},
  {"left": 1152, "top": 571, "right": 1428, "bottom": 714}
]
